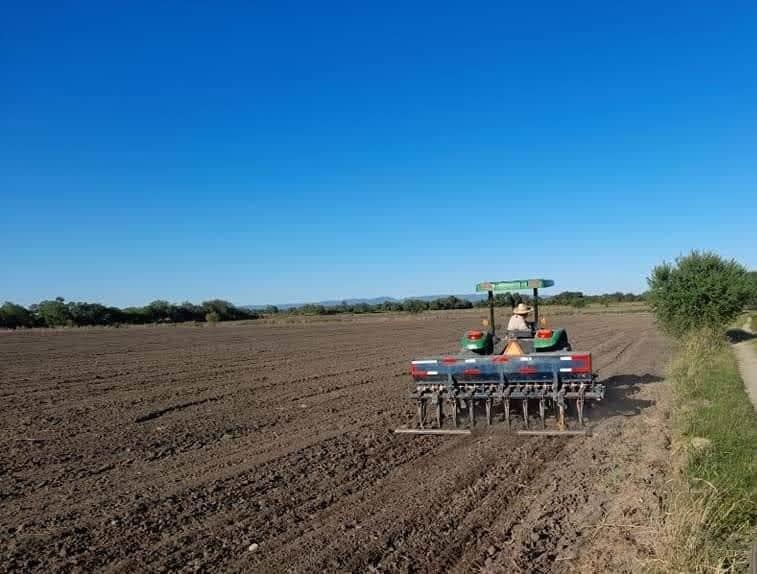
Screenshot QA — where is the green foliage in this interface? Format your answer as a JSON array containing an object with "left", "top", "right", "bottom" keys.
[
  {"left": 201, "top": 300, "right": 259, "bottom": 321},
  {"left": 1, "top": 287, "right": 651, "bottom": 330},
  {"left": 493, "top": 293, "right": 514, "bottom": 308},
  {"left": 170, "top": 302, "right": 205, "bottom": 323},
  {"left": 571, "top": 297, "right": 587, "bottom": 308},
  {"left": 0, "top": 302, "right": 33, "bottom": 329},
  {"left": 428, "top": 296, "right": 472, "bottom": 310},
  {"left": 147, "top": 300, "right": 172, "bottom": 322},
  {"left": 33, "top": 298, "right": 72, "bottom": 327},
  {"left": 66, "top": 302, "right": 122, "bottom": 326},
  {"left": 205, "top": 311, "right": 220, "bottom": 323},
  {"left": 0, "top": 298, "right": 257, "bottom": 329},
  {"left": 647, "top": 251, "right": 751, "bottom": 335},
  {"left": 402, "top": 299, "right": 428, "bottom": 313},
  {"left": 747, "top": 271, "right": 757, "bottom": 308},
  {"left": 543, "top": 291, "right": 644, "bottom": 306}
]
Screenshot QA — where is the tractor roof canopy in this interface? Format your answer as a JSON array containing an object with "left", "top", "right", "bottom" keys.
[{"left": 475, "top": 279, "right": 555, "bottom": 292}]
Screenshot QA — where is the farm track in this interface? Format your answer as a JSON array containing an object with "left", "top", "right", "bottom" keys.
[{"left": 0, "top": 312, "right": 672, "bottom": 573}]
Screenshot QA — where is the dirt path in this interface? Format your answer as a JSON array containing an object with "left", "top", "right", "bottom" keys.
[
  {"left": 733, "top": 318, "right": 757, "bottom": 412},
  {"left": 0, "top": 311, "right": 673, "bottom": 573}
]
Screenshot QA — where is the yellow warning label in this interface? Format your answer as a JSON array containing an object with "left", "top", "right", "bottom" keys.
[{"left": 504, "top": 341, "right": 523, "bottom": 355}]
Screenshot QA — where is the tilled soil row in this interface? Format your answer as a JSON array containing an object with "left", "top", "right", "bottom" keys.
[{"left": 0, "top": 311, "right": 671, "bottom": 573}]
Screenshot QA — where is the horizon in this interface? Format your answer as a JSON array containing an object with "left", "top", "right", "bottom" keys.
[
  {"left": 3, "top": 2, "right": 757, "bottom": 307},
  {"left": 4, "top": 285, "right": 651, "bottom": 310}
]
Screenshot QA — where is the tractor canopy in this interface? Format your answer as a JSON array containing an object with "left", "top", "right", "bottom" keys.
[{"left": 475, "top": 279, "right": 554, "bottom": 292}]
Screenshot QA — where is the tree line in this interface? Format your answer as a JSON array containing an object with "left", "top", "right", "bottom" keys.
[
  {"left": 266, "top": 291, "right": 648, "bottom": 316},
  {"left": 0, "top": 288, "right": 684, "bottom": 329},
  {"left": 0, "top": 298, "right": 259, "bottom": 329}
]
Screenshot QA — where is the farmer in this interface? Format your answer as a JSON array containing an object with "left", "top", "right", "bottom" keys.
[{"left": 507, "top": 302, "right": 531, "bottom": 331}]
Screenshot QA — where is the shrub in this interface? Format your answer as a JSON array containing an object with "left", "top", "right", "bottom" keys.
[
  {"left": 0, "top": 302, "right": 33, "bottom": 329},
  {"left": 748, "top": 271, "right": 757, "bottom": 308},
  {"left": 571, "top": 297, "right": 587, "bottom": 308},
  {"left": 647, "top": 251, "right": 751, "bottom": 335},
  {"left": 403, "top": 299, "right": 428, "bottom": 313},
  {"left": 205, "top": 311, "right": 220, "bottom": 324},
  {"left": 33, "top": 298, "right": 71, "bottom": 327}
]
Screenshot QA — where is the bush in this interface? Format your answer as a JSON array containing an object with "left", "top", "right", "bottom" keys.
[
  {"left": 571, "top": 297, "right": 587, "bottom": 308},
  {"left": 32, "top": 298, "right": 71, "bottom": 327},
  {"left": 205, "top": 311, "right": 220, "bottom": 324},
  {"left": 0, "top": 302, "right": 33, "bottom": 329},
  {"left": 647, "top": 251, "right": 751, "bottom": 335},
  {"left": 403, "top": 299, "right": 428, "bottom": 313},
  {"left": 748, "top": 271, "right": 757, "bottom": 308}
]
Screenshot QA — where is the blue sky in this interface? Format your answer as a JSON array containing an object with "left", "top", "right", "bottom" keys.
[{"left": 2, "top": 1, "right": 756, "bottom": 307}]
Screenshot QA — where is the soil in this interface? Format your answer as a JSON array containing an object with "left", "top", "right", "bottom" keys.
[
  {"left": 0, "top": 311, "right": 673, "bottom": 573},
  {"left": 733, "top": 318, "right": 757, "bottom": 411}
]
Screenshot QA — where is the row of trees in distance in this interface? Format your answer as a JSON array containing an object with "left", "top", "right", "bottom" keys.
[
  {"left": 264, "top": 291, "right": 647, "bottom": 316},
  {"left": 10, "top": 284, "right": 738, "bottom": 329},
  {"left": 0, "top": 291, "right": 649, "bottom": 328},
  {"left": 0, "top": 298, "right": 259, "bottom": 329}
]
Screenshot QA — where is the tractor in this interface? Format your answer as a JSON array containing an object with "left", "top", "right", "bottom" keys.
[{"left": 401, "top": 279, "right": 605, "bottom": 435}]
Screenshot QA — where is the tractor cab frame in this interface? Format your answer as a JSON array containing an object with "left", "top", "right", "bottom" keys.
[{"left": 462, "top": 279, "right": 569, "bottom": 354}]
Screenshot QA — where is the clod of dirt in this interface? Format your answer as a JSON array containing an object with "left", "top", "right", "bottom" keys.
[{"left": 247, "top": 543, "right": 260, "bottom": 552}]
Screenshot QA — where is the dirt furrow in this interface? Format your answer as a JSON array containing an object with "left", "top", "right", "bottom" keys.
[{"left": 0, "top": 311, "right": 671, "bottom": 573}]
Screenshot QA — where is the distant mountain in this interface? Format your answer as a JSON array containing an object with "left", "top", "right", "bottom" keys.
[
  {"left": 245, "top": 294, "right": 486, "bottom": 310},
  {"left": 316, "top": 296, "right": 400, "bottom": 307}
]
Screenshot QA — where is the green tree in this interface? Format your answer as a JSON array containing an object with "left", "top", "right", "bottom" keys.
[
  {"left": 747, "top": 270, "right": 757, "bottom": 308},
  {"left": 403, "top": 299, "right": 428, "bottom": 313},
  {"left": 147, "top": 300, "right": 172, "bottom": 322},
  {"left": 494, "top": 293, "right": 514, "bottom": 308},
  {"left": 647, "top": 250, "right": 751, "bottom": 334},
  {"left": 0, "top": 302, "right": 32, "bottom": 329},
  {"left": 171, "top": 302, "right": 204, "bottom": 323},
  {"left": 34, "top": 298, "right": 71, "bottom": 327}
]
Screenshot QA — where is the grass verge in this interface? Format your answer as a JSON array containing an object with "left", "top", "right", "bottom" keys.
[{"left": 652, "top": 331, "right": 756, "bottom": 572}]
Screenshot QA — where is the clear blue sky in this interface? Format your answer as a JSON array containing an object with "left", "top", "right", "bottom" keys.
[{"left": 2, "top": 1, "right": 756, "bottom": 307}]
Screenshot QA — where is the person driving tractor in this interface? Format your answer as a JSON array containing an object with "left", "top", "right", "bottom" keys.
[{"left": 507, "top": 303, "right": 531, "bottom": 331}]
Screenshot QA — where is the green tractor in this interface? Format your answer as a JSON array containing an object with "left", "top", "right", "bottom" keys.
[
  {"left": 400, "top": 278, "right": 603, "bottom": 435},
  {"left": 459, "top": 279, "right": 571, "bottom": 356}
]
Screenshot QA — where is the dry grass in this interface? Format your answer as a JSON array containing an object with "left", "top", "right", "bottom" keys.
[
  {"left": 650, "top": 481, "right": 753, "bottom": 573},
  {"left": 648, "top": 331, "right": 757, "bottom": 573}
]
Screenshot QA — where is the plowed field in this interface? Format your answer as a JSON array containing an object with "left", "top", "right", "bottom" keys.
[{"left": 1, "top": 311, "right": 673, "bottom": 573}]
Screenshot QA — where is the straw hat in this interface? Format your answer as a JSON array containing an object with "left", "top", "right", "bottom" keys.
[{"left": 513, "top": 303, "right": 531, "bottom": 315}]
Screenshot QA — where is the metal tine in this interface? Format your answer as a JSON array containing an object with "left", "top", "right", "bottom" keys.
[
  {"left": 522, "top": 398, "right": 528, "bottom": 429},
  {"left": 468, "top": 398, "right": 475, "bottom": 427},
  {"left": 450, "top": 398, "right": 458, "bottom": 428},
  {"left": 557, "top": 401, "right": 566, "bottom": 431},
  {"left": 503, "top": 398, "right": 510, "bottom": 429},
  {"left": 435, "top": 396, "right": 442, "bottom": 429},
  {"left": 485, "top": 398, "right": 492, "bottom": 426},
  {"left": 539, "top": 398, "right": 546, "bottom": 429},
  {"left": 417, "top": 400, "right": 425, "bottom": 429}
]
